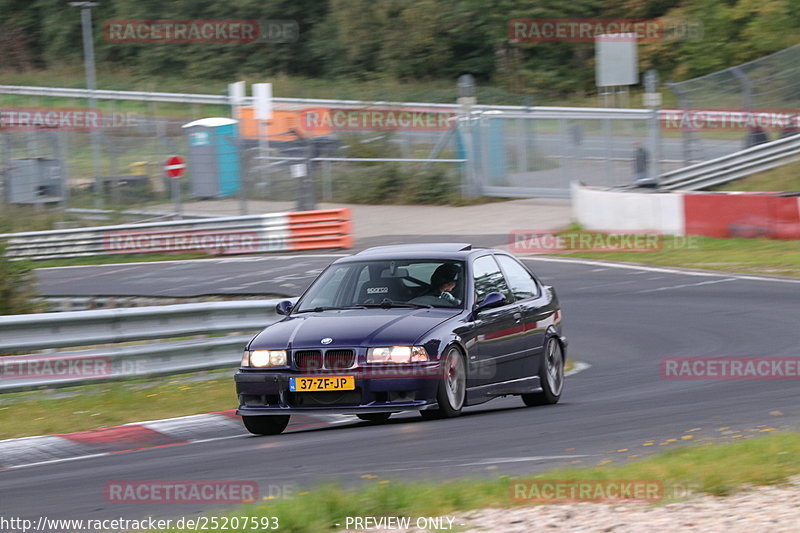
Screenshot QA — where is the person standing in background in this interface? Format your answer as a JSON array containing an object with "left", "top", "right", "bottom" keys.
[{"left": 633, "top": 141, "right": 656, "bottom": 188}]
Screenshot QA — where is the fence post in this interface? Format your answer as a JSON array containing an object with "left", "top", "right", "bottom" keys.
[
  {"left": 0, "top": 132, "right": 7, "bottom": 210},
  {"left": 57, "top": 131, "right": 70, "bottom": 211},
  {"left": 667, "top": 82, "right": 693, "bottom": 166}
]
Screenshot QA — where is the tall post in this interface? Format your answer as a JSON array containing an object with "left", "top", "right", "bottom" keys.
[
  {"left": 253, "top": 83, "right": 272, "bottom": 200},
  {"left": 667, "top": 82, "right": 693, "bottom": 166},
  {"left": 457, "top": 74, "right": 477, "bottom": 198},
  {"left": 57, "top": 132, "right": 70, "bottom": 211},
  {"left": 644, "top": 69, "right": 662, "bottom": 185},
  {"left": 71, "top": 2, "right": 103, "bottom": 208},
  {"left": 228, "top": 82, "right": 248, "bottom": 215},
  {"left": 171, "top": 177, "right": 182, "bottom": 219},
  {"left": 0, "top": 132, "right": 8, "bottom": 209},
  {"left": 292, "top": 132, "right": 316, "bottom": 212}
]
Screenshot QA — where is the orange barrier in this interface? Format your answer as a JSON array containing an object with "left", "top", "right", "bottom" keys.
[
  {"left": 287, "top": 209, "right": 353, "bottom": 250},
  {"left": 235, "top": 107, "right": 332, "bottom": 141},
  {"left": 684, "top": 193, "right": 800, "bottom": 239}
]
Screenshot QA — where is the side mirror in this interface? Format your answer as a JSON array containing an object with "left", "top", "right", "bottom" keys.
[
  {"left": 474, "top": 292, "right": 505, "bottom": 313},
  {"left": 276, "top": 300, "right": 294, "bottom": 316}
]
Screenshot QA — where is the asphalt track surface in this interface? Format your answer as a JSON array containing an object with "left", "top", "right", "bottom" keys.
[
  {"left": 6, "top": 255, "right": 800, "bottom": 522},
  {"left": 34, "top": 235, "right": 507, "bottom": 298}
]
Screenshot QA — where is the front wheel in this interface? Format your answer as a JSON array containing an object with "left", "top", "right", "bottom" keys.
[
  {"left": 421, "top": 347, "right": 466, "bottom": 419},
  {"left": 522, "top": 337, "right": 564, "bottom": 407},
  {"left": 242, "top": 415, "right": 291, "bottom": 435}
]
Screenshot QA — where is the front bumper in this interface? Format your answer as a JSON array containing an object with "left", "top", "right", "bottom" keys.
[{"left": 235, "top": 362, "right": 441, "bottom": 416}]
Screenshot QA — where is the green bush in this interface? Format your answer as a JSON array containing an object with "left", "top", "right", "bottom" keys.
[
  {"left": 0, "top": 240, "right": 41, "bottom": 315},
  {"left": 331, "top": 133, "right": 461, "bottom": 204},
  {"left": 333, "top": 163, "right": 459, "bottom": 205}
]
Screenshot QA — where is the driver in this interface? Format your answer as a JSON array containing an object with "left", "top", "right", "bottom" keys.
[{"left": 428, "top": 263, "right": 461, "bottom": 305}]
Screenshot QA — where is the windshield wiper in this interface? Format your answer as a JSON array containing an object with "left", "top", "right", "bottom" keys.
[{"left": 295, "top": 305, "right": 367, "bottom": 313}]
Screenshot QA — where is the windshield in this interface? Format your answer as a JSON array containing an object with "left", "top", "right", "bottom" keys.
[{"left": 295, "top": 259, "right": 465, "bottom": 312}]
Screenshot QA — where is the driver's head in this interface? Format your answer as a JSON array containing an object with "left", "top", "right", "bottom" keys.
[{"left": 431, "top": 263, "right": 459, "bottom": 291}]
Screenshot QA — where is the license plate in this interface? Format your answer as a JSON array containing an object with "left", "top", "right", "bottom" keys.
[{"left": 289, "top": 376, "right": 355, "bottom": 392}]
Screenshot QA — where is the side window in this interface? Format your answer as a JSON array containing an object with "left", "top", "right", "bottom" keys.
[
  {"left": 472, "top": 255, "right": 512, "bottom": 304},
  {"left": 496, "top": 255, "right": 540, "bottom": 300}
]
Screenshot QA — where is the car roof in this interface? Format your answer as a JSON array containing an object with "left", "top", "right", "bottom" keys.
[
  {"left": 356, "top": 243, "right": 473, "bottom": 255},
  {"left": 335, "top": 243, "right": 508, "bottom": 263}
]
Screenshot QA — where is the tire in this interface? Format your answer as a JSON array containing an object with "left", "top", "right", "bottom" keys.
[
  {"left": 420, "top": 347, "right": 466, "bottom": 419},
  {"left": 522, "top": 337, "right": 564, "bottom": 407},
  {"left": 356, "top": 413, "right": 392, "bottom": 423},
  {"left": 242, "top": 415, "right": 291, "bottom": 435}
]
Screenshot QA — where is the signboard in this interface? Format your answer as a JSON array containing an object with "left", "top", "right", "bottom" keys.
[
  {"left": 595, "top": 33, "right": 638, "bottom": 87},
  {"left": 164, "top": 155, "right": 186, "bottom": 178}
]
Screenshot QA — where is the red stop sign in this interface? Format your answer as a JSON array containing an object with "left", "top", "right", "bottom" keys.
[{"left": 164, "top": 155, "right": 186, "bottom": 178}]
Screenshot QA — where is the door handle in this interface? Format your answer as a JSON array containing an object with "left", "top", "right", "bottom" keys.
[{"left": 513, "top": 312, "right": 522, "bottom": 323}]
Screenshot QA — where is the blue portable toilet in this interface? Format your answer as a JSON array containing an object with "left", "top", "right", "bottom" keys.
[
  {"left": 182, "top": 117, "right": 241, "bottom": 198},
  {"left": 483, "top": 115, "right": 507, "bottom": 183}
]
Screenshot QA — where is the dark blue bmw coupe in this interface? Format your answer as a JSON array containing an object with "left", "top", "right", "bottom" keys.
[{"left": 235, "top": 243, "right": 566, "bottom": 435}]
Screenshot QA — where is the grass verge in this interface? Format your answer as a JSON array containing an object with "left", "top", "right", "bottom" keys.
[
  {"left": 537, "top": 232, "right": 800, "bottom": 278},
  {"left": 715, "top": 160, "right": 800, "bottom": 193},
  {"left": 0, "top": 370, "right": 236, "bottom": 440},
  {"left": 172, "top": 432, "right": 800, "bottom": 533}
]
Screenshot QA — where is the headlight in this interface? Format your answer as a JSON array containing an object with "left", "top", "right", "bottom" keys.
[
  {"left": 243, "top": 350, "right": 287, "bottom": 368},
  {"left": 367, "top": 346, "right": 428, "bottom": 363}
]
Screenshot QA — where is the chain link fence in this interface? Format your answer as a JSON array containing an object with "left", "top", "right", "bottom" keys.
[
  {"left": 0, "top": 90, "right": 723, "bottom": 213},
  {"left": 666, "top": 44, "right": 800, "bottom": 163}
]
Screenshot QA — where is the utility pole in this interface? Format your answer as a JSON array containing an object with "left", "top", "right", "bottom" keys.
[{"left": 69, "top": 1, "right": 102, "bottom": 207}]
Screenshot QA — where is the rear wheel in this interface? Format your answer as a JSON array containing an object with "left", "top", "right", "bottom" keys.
[
  {"left": 421, "top": 347, "right": 466, "bottom": 419},
  {"left": 242, "top": 415, "right": 291, "bottom": 435},
  {"left": 356, "top": 413, "right": 392, "bottom": 423},
  {"left": 522, "top": 337, "right": 564, "bottom": 407}
]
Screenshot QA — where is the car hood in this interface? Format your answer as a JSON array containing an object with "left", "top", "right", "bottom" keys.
[{"left": 249, "top": 308, "right": 459, "bottom": 350}]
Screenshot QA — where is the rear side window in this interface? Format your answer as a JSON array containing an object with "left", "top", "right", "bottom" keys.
[
  {"left": 496, "top": 255, "right": 540, "bottom": 300},
  {"left": 472, "top": 255, "right": 512, "bottom": 304}
]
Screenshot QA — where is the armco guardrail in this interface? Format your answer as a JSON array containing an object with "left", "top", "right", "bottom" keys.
[
  {"left": 0, "top": 84, "right": 654, "bottom": 116},
  {"left": 0, "top": 300, "right": 282, "bottom": 353},
  {"left": 660, "top": 133, "right": 800, "bottom": 191},
  {"left": 65, "top": 208, "right": 221, "bottom": 221},
  {"left": 1, "top": 208, "right": 352, "bottom": 260},
  {"left": 0, "top": 299, "right": 286, "bottom": 392}
]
